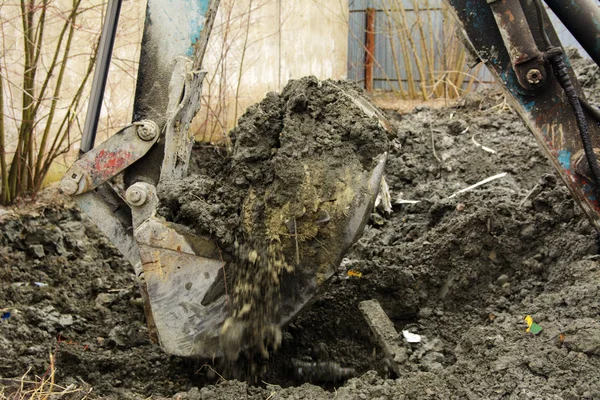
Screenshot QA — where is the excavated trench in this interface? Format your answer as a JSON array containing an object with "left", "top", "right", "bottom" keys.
[{"left": 1, "top": 53, "right": 600, "bottom": 398}]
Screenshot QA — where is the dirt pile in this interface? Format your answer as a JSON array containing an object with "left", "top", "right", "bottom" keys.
[
  {"left": 169, "top": 90, "right": 600, "bottom": 398},
  {"left": 2, "top": 71, "right": 600, "bottom": 398}
]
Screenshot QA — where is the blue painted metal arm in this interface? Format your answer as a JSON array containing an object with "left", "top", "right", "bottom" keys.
[{"left": 133, "top": 0, "right": 211, "bottom": 126}]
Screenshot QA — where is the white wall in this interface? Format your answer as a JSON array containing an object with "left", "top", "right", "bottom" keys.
[{"left": 195, "top": 0, "right": 350, "bottom": 142}]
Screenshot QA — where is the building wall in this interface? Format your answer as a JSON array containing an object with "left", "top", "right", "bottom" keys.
[
  {"left": 195, "top": 0, "right": 349, "bottom": 142},
  {"left": 347, "top": 0, "right": 593, "bottom": 95}
]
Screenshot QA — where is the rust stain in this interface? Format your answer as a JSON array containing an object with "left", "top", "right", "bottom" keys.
[{"left": 93, "top": 149, "right": 133, "bottom": 177}]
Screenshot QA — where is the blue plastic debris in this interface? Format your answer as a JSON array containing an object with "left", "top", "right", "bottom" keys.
[{"left": 1, "top": 311, "right": 11, "bottom": 322}]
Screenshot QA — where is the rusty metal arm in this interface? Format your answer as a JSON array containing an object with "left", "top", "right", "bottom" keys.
[
  {"left": 488, "top": 0, "right": 547, "bottom": 90},
  {"left": 61, "top": 121, "right": 159, "bottom": 196}
]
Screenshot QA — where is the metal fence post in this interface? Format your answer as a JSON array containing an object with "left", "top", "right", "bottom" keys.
[{"left": 365, "top": 8, "right": 375, "bottom": 91}]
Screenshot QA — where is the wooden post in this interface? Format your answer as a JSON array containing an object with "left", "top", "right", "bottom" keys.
[{"left": 365, "top": 8, "right": 375, "bottom": 92}]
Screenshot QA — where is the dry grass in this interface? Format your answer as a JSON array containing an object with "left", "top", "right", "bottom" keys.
[
  {"left": 369, "top": 91, "right": 462, "bottom": 113},
  {"left": 352, "top": 0, "right": 486, "bottom": 100},
  {"left": 0, "top": 354, "right": 92, "bottom": 400}
]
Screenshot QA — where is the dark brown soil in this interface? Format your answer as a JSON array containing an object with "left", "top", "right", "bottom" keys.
[{"left": 2, "top": 58, "right": 600, "bottom": 399}]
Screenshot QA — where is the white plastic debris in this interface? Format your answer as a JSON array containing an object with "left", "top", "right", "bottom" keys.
[
  {"left": 402, "top": 330, "right": 422, "bottom": 343},
  {"left": 471, "top": 133, "right": 497, "bottom": 154},
  {"left": 375, "top": 176, "right": 393, "bottom": 214},
  {"left": 394, "top": 191, "right": 420, "bottom": 205},
  {"left": 395, "top": 199, "right": 420, "bottom": 205},
  {"left": 447, "top": 172, "right": 508, "bottom": 199}
]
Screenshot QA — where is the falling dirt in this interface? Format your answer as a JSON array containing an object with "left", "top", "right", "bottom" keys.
[{"left": 2, "top": 56, "right": 600, "bottom": 398}]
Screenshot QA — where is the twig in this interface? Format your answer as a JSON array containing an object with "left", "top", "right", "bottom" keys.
[
  {"left": 448, "top": 172, "right": 508, "bottom": 199},
  {"left": 430, "top": 126, "right": 441, "bottom": 163},
  {"left": 519, "top": 183, "right": 540, "bottom": 207},
  {"left": 196, "top": 364, "right": 227, "bottom": 382},
  {"left": 375, "top": 176, "right": 392, "bottom": 213},
  {"left": 484, "top": 95, "right": 510, "bottom": 113},
  {"left": 471, "top": 133, "right": 497, "bottom": 154}
]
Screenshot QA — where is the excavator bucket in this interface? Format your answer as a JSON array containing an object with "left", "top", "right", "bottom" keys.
[
  {"left": 62, "top": 0, "right": 391, "bottom": 358},
  {"left": 124, "top": 88, "right": 389, "bottom": 358}
]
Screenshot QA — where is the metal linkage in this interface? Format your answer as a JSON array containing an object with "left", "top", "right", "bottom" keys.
[
  {"left": 488, "top": 0, "right": 547, "bottom": 90},
  {"left": 443, "top": 0, "right": 600, "bottom": 231},
  {"left": 61, "top": 121, "right": 159, "bottom": 196},
  {"left": 530, "top": 0, "right": 600, "bottom": 197}
]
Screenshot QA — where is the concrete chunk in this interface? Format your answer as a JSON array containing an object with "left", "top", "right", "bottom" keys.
[{"left": 359, "top": 299, "right": 406, "bottom": 374}]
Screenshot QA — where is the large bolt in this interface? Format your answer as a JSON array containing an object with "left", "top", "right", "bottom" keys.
[
  {"left": 136, "top": 121, "right": 158, "bottom": 141},
  {"left": 526, "top": 68, "right": 543, "bottom": 85},
  {"left": 126, "top": 184, "right": 148, "bottom": 206},
  {"left": 60, "top": 177, "right": 79, "bottom": 195},
  {"left": 60, "top": 170, "right": 83, "bottom": 195}
]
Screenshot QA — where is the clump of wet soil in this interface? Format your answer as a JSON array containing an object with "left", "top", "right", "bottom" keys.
[
  {"left": 2, "top": 65, "right": 600, "bottom": 398},
  {"left": 568, "top": 47, "right": 600, "bottom": 104},
  {"left": 158, "top": 77, "right": 388, "bottom": 256}
]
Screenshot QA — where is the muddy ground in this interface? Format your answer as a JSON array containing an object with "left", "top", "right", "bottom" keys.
[{"left": 2, "top": 55, "right": 600, "bottom": 398}]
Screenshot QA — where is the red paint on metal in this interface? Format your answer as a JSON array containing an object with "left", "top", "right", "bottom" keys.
[{"left": 87, "top": 148, "right": 135, "bottom": 186}]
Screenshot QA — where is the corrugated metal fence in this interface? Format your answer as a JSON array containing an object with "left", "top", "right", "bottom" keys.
[{"left": 348, "top": 0, "right": 590, "bottom": 95}]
